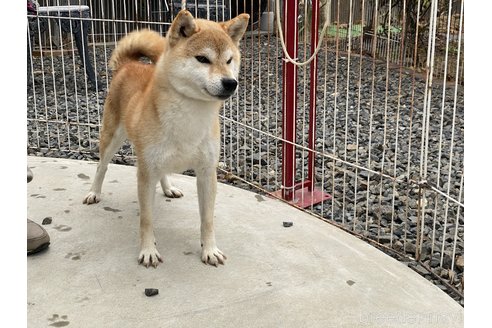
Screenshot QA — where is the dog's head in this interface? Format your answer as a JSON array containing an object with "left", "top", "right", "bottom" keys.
[{"left": 161, "top": 10, "right": 250, "bottom": 102}]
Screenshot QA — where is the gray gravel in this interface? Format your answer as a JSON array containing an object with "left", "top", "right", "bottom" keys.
[{"left": 27, "top": 33, "right": 464, "bottom": 305}]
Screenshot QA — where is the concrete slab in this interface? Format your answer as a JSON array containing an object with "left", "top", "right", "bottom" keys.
[{"left": 27, "top": 156, "right": 463, "bottom": 328}]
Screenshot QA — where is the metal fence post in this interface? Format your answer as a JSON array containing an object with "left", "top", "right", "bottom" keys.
[
  {"left": 273, "top": 0, "right": 331, "bottom": 208},
  {"left": 280, "top": 0, "right": 298, "bottom": 201},
  {"left": 308, "top": 0, "right": 320, "bottom": 192}
]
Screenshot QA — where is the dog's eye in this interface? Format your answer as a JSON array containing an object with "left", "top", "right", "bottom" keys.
[
  {"left": 227, "top": 58, "right": 233, "bottom": 65},
  {"left": 195, "top": 56, "right": 211, "bottom": 64}
]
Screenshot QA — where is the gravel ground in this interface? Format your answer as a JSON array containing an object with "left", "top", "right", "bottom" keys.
[{"left": 27, "top": 33, "right": 464, "bottom": 305}]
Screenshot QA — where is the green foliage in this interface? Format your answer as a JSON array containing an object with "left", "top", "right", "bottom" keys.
[{"left": 325, "top": 24, "right": 363, "bottom": 38}]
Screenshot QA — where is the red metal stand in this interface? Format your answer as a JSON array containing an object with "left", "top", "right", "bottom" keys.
[
  {"left": 273, "top": 0, "right": 331, "bottom": 209},
  {"left": 279, "top": 0, "right": 298, "bottom": 202}
]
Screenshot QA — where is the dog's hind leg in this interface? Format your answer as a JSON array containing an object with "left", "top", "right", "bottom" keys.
[
  {"left": 83, "top": 124, "right": 126, "bottom": 204},
  {"left": 160, "top": 174, "right": 184, "bottom": 198}
]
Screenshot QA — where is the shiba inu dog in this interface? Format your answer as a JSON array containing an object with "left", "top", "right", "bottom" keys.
[{"left": 83, "top": 10, "right": 249, "bottom": 267}]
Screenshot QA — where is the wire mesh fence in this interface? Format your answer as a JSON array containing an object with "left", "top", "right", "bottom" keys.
[{"left": 27, "top": 0, "right": 464, "bottom": 305}]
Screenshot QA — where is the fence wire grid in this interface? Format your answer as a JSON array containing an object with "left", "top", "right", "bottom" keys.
[{"left": 27, "top": 0, "right": 464, "bottom": 306}]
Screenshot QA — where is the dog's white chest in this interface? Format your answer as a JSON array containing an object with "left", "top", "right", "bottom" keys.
[{"left": 143, "top": 104, "right": 219, "bottom": 174}]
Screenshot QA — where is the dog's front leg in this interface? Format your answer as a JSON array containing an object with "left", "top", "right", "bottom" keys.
[
  {"left": 137, "top": 167, "right": 163, "bottom": 268},
  {"left": 196, "top": 168, "right": 226, "bottom": 266}
]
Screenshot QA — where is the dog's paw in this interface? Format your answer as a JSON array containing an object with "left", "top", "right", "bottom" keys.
[
  {"left": 163, "top": 186, "right": 184, "bottom": 198},
  {"left": 138, "top": 246, "right": 163, "bottom": 268},
  {"left": 201, "top": 246, "right": 227, "bottom": 266},
  {"left": 83, "top": 191, "right": 100, "bottom": 204}
]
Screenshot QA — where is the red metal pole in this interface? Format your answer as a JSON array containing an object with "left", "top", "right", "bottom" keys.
[
  {"left": 281, "top": 0, "right": 299, "bottom": 201},
  {"left": 308, "top": 0, "right": 320, "bottom": 192}
]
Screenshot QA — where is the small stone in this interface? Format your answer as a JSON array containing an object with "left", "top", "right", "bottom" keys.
[
  {"left": 248, "top": 154, "right": 267, "bottom": 165},
  {"left": 404, "top": 242, "right": 416, "bottom": 255},
  {"left": 283, "top": 221, "right": 293, "bottom": 228},
  {"left": 430, "top": 256, "right": 441, "bottom": 268},
  {"left": 442, "top": 251, "right": 453, "bottom": 269},
  {"left": 346, "top": 144, "right": 357, "bottom": 151},
  {"left": 413, "top": 264, "right": 429, "bottom": 276},
  {"left": 393, "top": 228, "right": 403, "bottom": 238},
  {"left": 378, "top": 234, "right": 392, "bottom": 244},
  {"left": 455, "top": 255, "right": 464, "bottom": 270},
  {"left": 144, "top": 288, "right": 159, "bottom": 297},
  {"left": 42, "top": 217, "right": 52, "bottom": 225},
  {"left": 448, "top": 270, "right": 456, "bottom": 284}
]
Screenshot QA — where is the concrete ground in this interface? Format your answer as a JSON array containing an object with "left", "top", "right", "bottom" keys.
[{"left": 27, "top": 156, "right": 463, "bottom": 328}]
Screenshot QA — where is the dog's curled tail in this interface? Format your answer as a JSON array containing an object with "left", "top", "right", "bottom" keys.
[{"left": 109, "top": 29, "right": 166, "bottom": 71}]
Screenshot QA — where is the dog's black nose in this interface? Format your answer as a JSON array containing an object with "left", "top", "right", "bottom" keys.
[{"left": 221, "top": 78, "right": 238, "bottom": 93}]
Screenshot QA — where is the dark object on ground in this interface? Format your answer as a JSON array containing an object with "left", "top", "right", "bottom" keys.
[
  {"left": 145, "top": 288, "right": 159, "bottom": 297},
  {"left": 28, "top": 167, "right": 33, "bottom": 183},
  {"left": 283, "top": 221, "right": 293, "bottom": 228},
  {"left": 42, "top": 217, "right": 53, "bottom": 225},
  {"left": 27, "top": 219, "right": 50, "bottom": 255},
  {"left": 27, "top": 167, "right": 51, "bottom": 255}
]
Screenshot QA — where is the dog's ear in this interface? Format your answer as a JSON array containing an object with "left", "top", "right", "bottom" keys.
[
  {"left": 221, "top": 13, "right": 250, "bottom": 45},
  {"left": 167, "top": 10, "right": 199, "bottom": 47}
]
